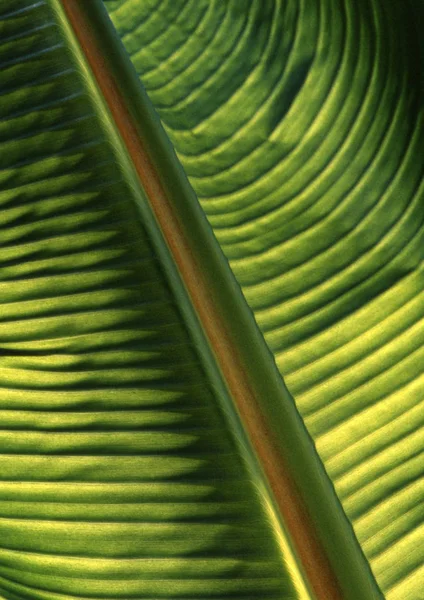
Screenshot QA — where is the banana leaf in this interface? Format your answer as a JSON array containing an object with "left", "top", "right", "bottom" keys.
[
  {"left": 0, "top": 1, "right": 422, "bottom": 599},
  {"left": 102, "top": 1, "right": 424, "bottom": 598}
]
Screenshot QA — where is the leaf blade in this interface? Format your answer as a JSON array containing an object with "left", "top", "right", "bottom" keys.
[
  {"left": 103, "top": 0, "right": 424, "bottom": 597},
  {"left": 0, "top": 1, "right": 301, "bottom": 598}
]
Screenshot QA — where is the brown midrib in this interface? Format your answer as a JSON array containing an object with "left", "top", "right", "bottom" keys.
[{"left": 58, "top": 2, "right": 344, "bottom": 599}]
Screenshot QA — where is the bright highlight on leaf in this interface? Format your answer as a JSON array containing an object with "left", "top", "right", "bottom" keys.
[{"left": 0, "top": 0, "right": 422, "bottom": 599}]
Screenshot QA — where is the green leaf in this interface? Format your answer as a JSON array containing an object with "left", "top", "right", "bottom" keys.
[
  {"left": 0, "top": 2, "right": 302, "bottom": 599},
  {"left": 1, "top": 0, "right": 423, "bottom": 598},
  {"left": 2, "top": 1, "right": 380, "bottom": 599},
  {"left": 103, "top": 1, "right": 424, "bottom": 599}
]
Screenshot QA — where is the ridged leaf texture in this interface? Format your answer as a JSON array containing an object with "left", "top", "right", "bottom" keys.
[
  {"left": 0, "top": 0, "right": 422, "bottom": 599},
  {"left": 0, "top": 2, "right": 297, "bottom": 599},
  {"left": 104, "top": 1, "right": 424, "bottom": 599}
]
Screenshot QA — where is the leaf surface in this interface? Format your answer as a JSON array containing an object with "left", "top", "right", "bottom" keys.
[
  {"left": 103, "top": 1, "right": 424, "bottom": 598},
  {"left": 0, "top": 1, "right": 306, "bottom": 598}
]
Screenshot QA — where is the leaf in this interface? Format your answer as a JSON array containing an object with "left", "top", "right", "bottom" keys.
[
  {"left": 0, "top": 2, "right": 301, "bottom": 599},
  {"left": 102, "top": 1, "right": 424, "bottom": 599},
  {"left": 0, "top": 0, "right": 381, "bottom": 599}
]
